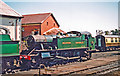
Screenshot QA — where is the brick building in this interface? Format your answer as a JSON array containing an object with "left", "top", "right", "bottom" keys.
[{"left": 22, "top": 13, "right": 64, "bottom": 37}]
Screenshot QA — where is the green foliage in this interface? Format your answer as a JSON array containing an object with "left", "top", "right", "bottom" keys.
[
  {"left": 110, "top": 29, "right": 120, "bottom": 35},
  {"left": 104, "top": 31, "right": 109, "bottom": 35}
]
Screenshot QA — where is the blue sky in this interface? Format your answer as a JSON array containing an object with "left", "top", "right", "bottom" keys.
[
  {"left": 2, "top": 0, "right": 120, "bottom": 2},
  {"left": 4, "top": 0, "right": 119, "bottom": 36}
]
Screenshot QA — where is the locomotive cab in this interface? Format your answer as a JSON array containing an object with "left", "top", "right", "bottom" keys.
[{"left": 81, "top": 31, "right": 96, "bottom": 50}]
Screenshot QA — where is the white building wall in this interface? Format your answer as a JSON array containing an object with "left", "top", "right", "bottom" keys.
[
  {"left": 0, "top": 16, "right": 22, "bottom": 41},
  {"left": 17, "top": 26, "right": 21, "bottom": 41}
]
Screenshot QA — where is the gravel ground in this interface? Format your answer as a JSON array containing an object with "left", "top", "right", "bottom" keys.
[{"left": 91, "top": 69, "right": 120, "bottom": 76}]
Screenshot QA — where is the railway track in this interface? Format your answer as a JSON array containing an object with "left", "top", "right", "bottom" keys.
[
  {"left": 43, "top": 51, "right": 120, "bottom": 75},
  {"left": 69, "top": 61, "right": 120, "bottom": 75}
]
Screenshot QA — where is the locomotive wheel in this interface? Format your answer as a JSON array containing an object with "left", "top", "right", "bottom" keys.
[
  {"left": 20, "top": 58, "right": 31, "bottom": 71},
  {"left": 13, "top": 59, "right": 21, "bottom": 68},
  {"left": 5, "top": 61, "right": 14, "bottom": 73}
]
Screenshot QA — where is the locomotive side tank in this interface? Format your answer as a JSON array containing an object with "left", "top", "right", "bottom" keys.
[
  {"left": 57, "top": 37, "right": 87, "bottom": 49},
  {"left": 0, "top": 34, "right": 19, "bottom": 54}
]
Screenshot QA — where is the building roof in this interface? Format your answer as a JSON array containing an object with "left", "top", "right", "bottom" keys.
[
  {"left": 104, "top": 35, "right": 120, "bottom": 38},
  {"left": 0, "top": 0, "right": 23, "bottom": 18},
  {"left": 43, "top": 27, "right": 66, "bottom": 35},
  {"left": 22, "top": 13, "right": 60, "bottom": 27}
]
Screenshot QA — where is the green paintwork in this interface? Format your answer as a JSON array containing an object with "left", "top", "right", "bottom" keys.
[
  {"left": 88, "top": 36, "right": 96, "bottom": 50},
  {"left": 57, "top": 36, "right": 87, "bottom": 49},
  {"left": 81, "top": 34, "right": 85, "bottom": 40},
  {"left": 0, "top": 34, "right": 19, "bottom": 56},
  {"left": 57, "top": 34, "right": 96, "bottom": 50},
  {"left": 0, "top": 34, "right": 11, "bottom": 41},
  {"left": 0, "top": 44, "right": 19, "bottom": 54},
  {"left": 0, "top": 53, "right": 19, "bottom": 57}
]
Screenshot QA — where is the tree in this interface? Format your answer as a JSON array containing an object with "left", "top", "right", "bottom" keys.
[
  {"left": 114, "top": 29, "right": 119, "bottom": 35},
  {"left": 104, "top": 31, "right": 109, "bottom": 35},
  {"left": 99, "top": 30, "right": 103, "bottom": 35},
  {"left": 110, "top": 30, "right": 115, "bottom": 35},
  {"left": 110, "top": 29, "right": 119, "bottom": 35}
]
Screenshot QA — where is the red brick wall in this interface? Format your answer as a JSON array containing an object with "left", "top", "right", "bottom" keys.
[
  {"left": 41, "top": 15, "right": 59, "bottom": 35},
  {"left": 22, "top": 15, "right": 59, "bottom": 37},
  {"left": 22, "top": 25, "right": 40, "bottom": 37}
]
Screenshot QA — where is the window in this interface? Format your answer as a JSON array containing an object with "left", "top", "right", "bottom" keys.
[
  {"left": 111, "top": 38, "right": 113, "bottom": 42},
  {"left": 119, "top": 38, "right": 120, "bottom": 42},
  {"left": 47, "top": 22, "right": 48, "bottom": 26},
  {"left": 53, "top": 23, "right": 55, "bottom": 27},
  {"left": 106, "top": 39, "right": 108, "bottom": 42},
  {"left": 115, "top": 38, "right": 117, "bottom": 42},
  {"left": 98, "top": 38, "right": 101, "bottom": 47}
]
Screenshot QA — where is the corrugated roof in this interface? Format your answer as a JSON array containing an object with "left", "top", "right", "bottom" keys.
[
  {"left": 22, "top": 13, "right": 52, "bottom": 24},
  {"left": 0, "top": 0, "right": 22, "bottom": 17}
]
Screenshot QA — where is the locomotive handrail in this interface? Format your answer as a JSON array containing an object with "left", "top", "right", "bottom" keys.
[
  {"left": 28, "top": 48, "right": 35, "bottom": 56},
  {"left": 56, "top": 56, "right": 81, "bottom": 59},
  {"left": 57, "top": 47, "right": 89, "bottom": 50},
  {"left": 56, "top": 56, "right": 68, "bottom": 59},
  {"left": 67, "top": 56, "right": 81, "bottom": 59},
  {"left": 41, "top": 43, "right": 44, "bottom": 50}
]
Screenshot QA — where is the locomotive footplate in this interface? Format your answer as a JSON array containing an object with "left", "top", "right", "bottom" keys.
[{"left": 87, "top": 49, "right": 96, "bottom": 53}]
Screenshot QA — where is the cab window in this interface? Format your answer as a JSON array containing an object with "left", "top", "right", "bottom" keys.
[{"left": 106, "top": 39, "right": 108, "bottom": 42}]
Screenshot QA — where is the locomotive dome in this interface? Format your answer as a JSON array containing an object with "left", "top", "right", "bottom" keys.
[
  {"left": 66, "top": 31, "right": 81, "bottom": 36},
  {"left": 66, "top": 31, "right": 81, "bottom": 34}
]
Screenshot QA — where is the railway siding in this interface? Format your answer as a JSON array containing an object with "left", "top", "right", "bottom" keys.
[{"left": 47, "top": 55, "right": 119, "bottom": 75}]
